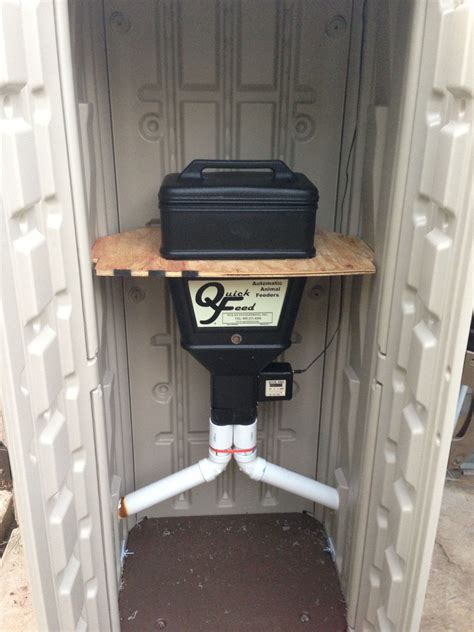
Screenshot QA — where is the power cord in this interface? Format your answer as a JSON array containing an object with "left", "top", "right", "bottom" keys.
[
  {"left": 337, "top": 0, "right": 367, "bottom": 233},
  {"left": 339, "top": 128, "right": 357, "bottom": 233},
  {"left": 293, "top": 278, "right": 344, "bottom": 375},
  {"left": 295, "top": 0, "right": 367, "bottom": 374}
]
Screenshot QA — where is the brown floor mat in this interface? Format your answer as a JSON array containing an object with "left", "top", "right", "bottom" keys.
[{"left": 119, "top": 512, "right": 346, "bottom": 632}]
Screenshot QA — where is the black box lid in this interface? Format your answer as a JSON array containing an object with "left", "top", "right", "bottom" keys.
[{"left": 159, "top": 159, "right": 319, "bottom": 206}]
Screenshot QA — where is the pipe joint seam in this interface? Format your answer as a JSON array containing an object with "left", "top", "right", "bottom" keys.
[
  {"left": 236, "top": 456, "right": 266, "bottom": 480},
  {"left": 198, "top": 457, "right": 229, "bottom": 482}
]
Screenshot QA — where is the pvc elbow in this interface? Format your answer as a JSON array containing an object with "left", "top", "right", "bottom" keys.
[
  {"left": 118, "top": 457, "right": 229, "bottom": 518},
  {"left": 236, "top": 456, "right": 267, "bottom": 481},
  {"left": 237, "top": 456, "right": 339, "bottom": 512},
  {"left": 198, "top": 457, "right": 229, "bottom": 482}
]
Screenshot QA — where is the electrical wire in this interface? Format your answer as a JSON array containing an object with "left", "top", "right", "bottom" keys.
[
  {"left": 293, "top": 278, "right": 344, "bottom": 375},
  {"left": 339, "top": 128, "right": 357, "bottom": 233},
  {"left": 295, "top": 1, "right": 368, "bottom": 375},
  {"left": 338, "top": 0, "right": 367, "bottom": 233}
]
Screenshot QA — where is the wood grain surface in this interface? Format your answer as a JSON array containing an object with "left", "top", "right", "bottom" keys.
[{"left": 92, "top": 227, "right": 375, "bottom": 278}]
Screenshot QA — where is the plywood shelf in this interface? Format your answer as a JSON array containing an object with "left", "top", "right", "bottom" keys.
[{"left": 92, "top": 227, "right": 375, "bottom": 278}]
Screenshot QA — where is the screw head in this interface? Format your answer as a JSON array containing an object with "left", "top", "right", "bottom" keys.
[
  {"left": 325, "top": 15, "right": 347, "bottom": 38},
  {"left": 155, "top": 619, "right": 167, "bottom": 630},
  {"left": 291, "top": 331, "right": 302, "bottom": 344},
  {"left": 109, "top": 11, "right": 131, "bottom": 33},
  {"left": 231, "top": 333, "right": 242, "bottom": 345},
  {"left": 128, "top": 286, "right": 145, "bottom": 303},
  {"left": 300, "top": 612, "right": 311, "bottom": 623},
  {"left": 309, "top": 284, "right": 325, "bottom": 300}
]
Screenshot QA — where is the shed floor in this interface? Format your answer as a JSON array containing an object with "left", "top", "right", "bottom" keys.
[
  {"left": 119, "top": 512, "right": 346, "bottom": 632},
  {"left": 421, "top": 479, "right": 474, "bottom": 632}
]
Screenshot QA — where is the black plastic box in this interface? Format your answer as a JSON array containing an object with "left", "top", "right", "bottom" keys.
[{"left": 159, "top": 159, "right": 319, "bottom": 260}]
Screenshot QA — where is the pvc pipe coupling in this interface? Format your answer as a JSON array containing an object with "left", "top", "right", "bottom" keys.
[{"left": 119, "top": 419, "right": 339, "bottom": 517}]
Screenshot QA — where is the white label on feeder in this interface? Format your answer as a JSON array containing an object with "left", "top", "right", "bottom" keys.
[
  {"left": 188, "top": 279, "right": 288, "bottom": 328},
  {"left": 265, "top": 379, "right": 287, "bottom": 397}
]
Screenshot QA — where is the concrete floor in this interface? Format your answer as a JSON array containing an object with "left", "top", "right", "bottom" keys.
[
  {"left": 1, "top": 481, "right": 472, "bottom": 631},
  {"left": 420, "top": 478, "right": 474, "bottom": 632},
  {"left": 0, "top": 528, "right": 36, "bottom": 632}
]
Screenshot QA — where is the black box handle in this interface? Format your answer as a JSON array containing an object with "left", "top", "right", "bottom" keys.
[{"left": 179, "top": 159, "right": 295, "bottom": 182}]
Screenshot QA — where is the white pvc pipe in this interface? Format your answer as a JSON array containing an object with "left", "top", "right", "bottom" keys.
[
  {"left": 119, "top": 418, "right": 339, "bottom": 517},
  {"left": 233, "top": 421, "right": 257, "bottom": 462},
  {"left": 237, "top": 456, "right": 339, "bottom": 511},
  {"left": 454, "top": 384, "right": 469, "bottom": 431},
  {"left": 209, "top": 420, "right": 233, "bottom": 463},
  {"left": 119, "top": 458, "right": 228, "bottom": 517}
]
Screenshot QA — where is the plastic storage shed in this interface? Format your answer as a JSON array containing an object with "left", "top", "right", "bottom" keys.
[{"left": 0, "top": 1, "right": 472, "bottom": 631}]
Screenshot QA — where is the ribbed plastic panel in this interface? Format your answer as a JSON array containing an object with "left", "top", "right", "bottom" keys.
[
  {"left": 351, "top": 2, "right": 473, "bottom": 630},
  {"left": 1, "top": 2, "right": 471, "bottom": 632},
  {"left": 104, "top": 0, "right": 353, "bottom": 518},
  {"left": 0, "top": 1, "right": 117, "bottom": 630}
]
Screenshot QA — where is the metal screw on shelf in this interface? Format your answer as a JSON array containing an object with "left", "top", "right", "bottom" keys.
[
  {"left": 128, "top": 287, "right": 145, "bottom": 303},
  {"left": 300, "top": 612, "right": 311, "bottom": 623},
  {"left": 231, "top": 334, "right": 242, "bottom": 345},
  {"left": 155, "top": 619, "right": 167, "bottom": 630}
]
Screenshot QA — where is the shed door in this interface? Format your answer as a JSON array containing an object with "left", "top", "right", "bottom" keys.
[
  {"left": 0, "top": 2, "right": 118, "bottom": 631},
  {"left": 352, "top": 1, "right": 473, "bottom": 630}
]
